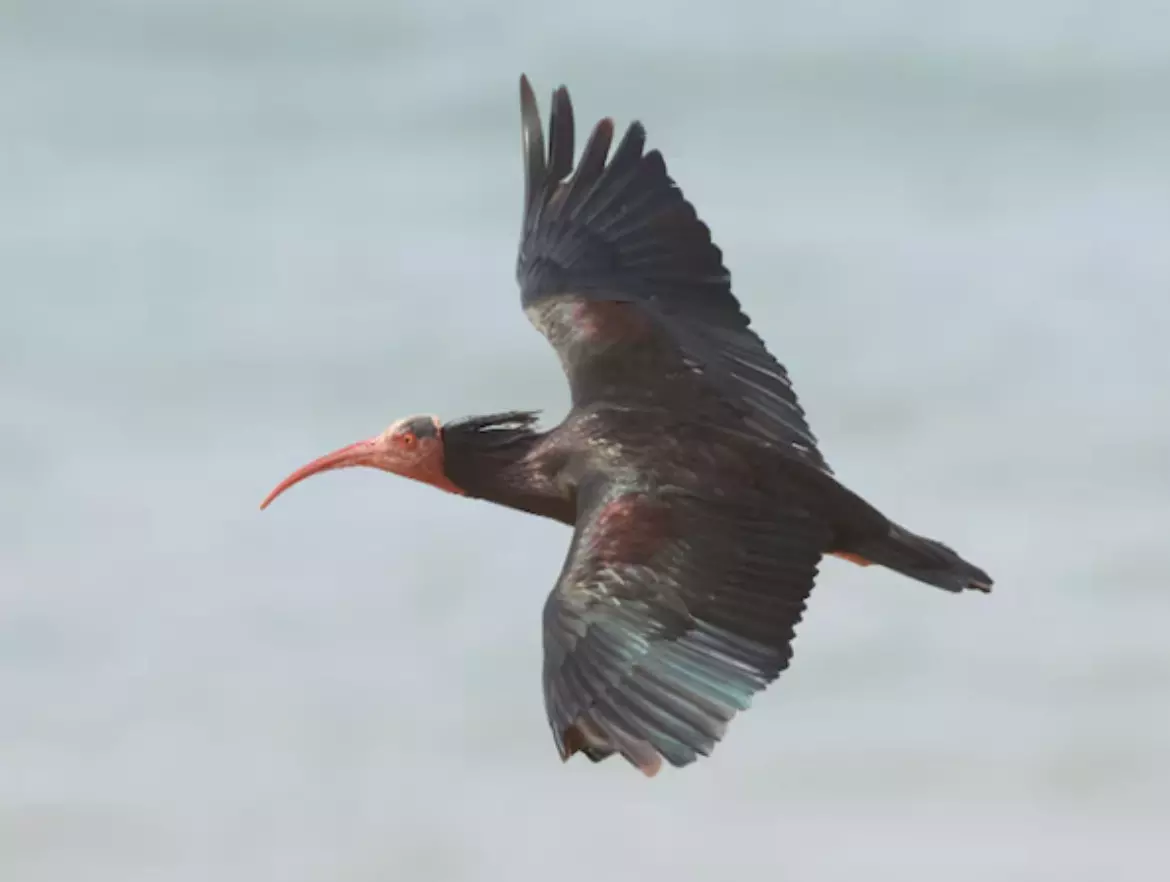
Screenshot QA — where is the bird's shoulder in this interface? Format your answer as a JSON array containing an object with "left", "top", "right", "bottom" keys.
[{"left": 549, "top": 404, "right": 781, "bottom": 502}]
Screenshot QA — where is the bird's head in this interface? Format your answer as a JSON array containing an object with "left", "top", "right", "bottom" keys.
[{"left": 260, "top": 414, "right": 462, "bottom": 510}]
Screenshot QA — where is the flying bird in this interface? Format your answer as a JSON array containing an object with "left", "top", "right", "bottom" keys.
[{"left": 261, "top": 75, "right": 993, "bottom": 777}]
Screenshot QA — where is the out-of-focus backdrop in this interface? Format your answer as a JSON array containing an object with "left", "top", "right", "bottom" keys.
[{"left": 3, "top": 1, "right": 1168, "bottom": 879}]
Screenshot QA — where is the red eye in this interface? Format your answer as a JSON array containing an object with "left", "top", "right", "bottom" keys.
[{"left": 400, "top": 432, "right": 416, "bottom": 447}]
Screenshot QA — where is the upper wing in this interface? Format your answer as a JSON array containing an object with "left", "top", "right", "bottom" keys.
[
  {"left": 541, "top": 470, "right": 831, "bottom": 775},
  {"left": 515, "top": 75, "right": 830, "bottom": 473}
]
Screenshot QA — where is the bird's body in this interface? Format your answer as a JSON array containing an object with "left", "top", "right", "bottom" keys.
[{"left": 261, "top": 75, "right": 994, "bottom": 776}]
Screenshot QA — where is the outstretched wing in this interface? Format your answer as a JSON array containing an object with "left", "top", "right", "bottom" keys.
[
  {"left": 541, "top": 471, "right": 830, "bottom": 775},
  {"left": 516, "top": 75, "right": 830, "bottom": 473}
]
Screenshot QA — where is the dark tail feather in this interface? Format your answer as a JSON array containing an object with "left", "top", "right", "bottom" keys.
[{"left": 844, "top": 524, "right": 993, "bottom": 594}]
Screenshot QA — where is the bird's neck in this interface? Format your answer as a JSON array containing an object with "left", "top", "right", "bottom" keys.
[{"left": 442, "top": 414, "right": 575, "bottom": 524}]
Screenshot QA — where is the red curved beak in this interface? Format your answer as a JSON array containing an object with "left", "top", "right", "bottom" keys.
[{"left": 259, "top": 438, "right": 378, "bottom": 510}]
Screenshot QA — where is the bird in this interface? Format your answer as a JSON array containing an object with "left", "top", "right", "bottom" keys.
[{"left": 260, "top": 74, "right": 994, "bottom": 778}]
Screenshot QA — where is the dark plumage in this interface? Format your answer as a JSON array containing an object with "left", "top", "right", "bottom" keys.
[{"left": 261, "top": 75, "right": 994, "bottom": 777}]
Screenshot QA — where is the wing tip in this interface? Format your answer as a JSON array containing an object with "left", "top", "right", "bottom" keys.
[
  {"left": 518, "top": 72, "right": 535, "bottom": 105},
  {"left": 559, "top": 729, "right": 665, "bottom": 778},
  {"left": 548, "top": 83, "right": 576, "bottom": 182},
  {"left": 519, "top": 73, "right": 546, "bottom": 210},
  {"left": 638, "top": 754, "right": 664, "bottom": 778}
]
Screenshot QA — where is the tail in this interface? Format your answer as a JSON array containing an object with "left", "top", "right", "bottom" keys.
[{"left": 837, "top": 524, "right": 993, "bottom": 594}]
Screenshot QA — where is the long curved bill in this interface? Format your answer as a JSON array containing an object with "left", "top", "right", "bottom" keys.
[{"left": 259, "top": 439, "right": 377, "bottom": 510}]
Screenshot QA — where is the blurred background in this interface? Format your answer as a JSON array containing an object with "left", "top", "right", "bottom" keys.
[{"left": 3, "top": 1, "right": 1168, "bottom": 879}]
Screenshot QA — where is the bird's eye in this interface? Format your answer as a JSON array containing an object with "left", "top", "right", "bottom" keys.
[{"left": 399, "top": 432, "right": 416, "bottom": 447}]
